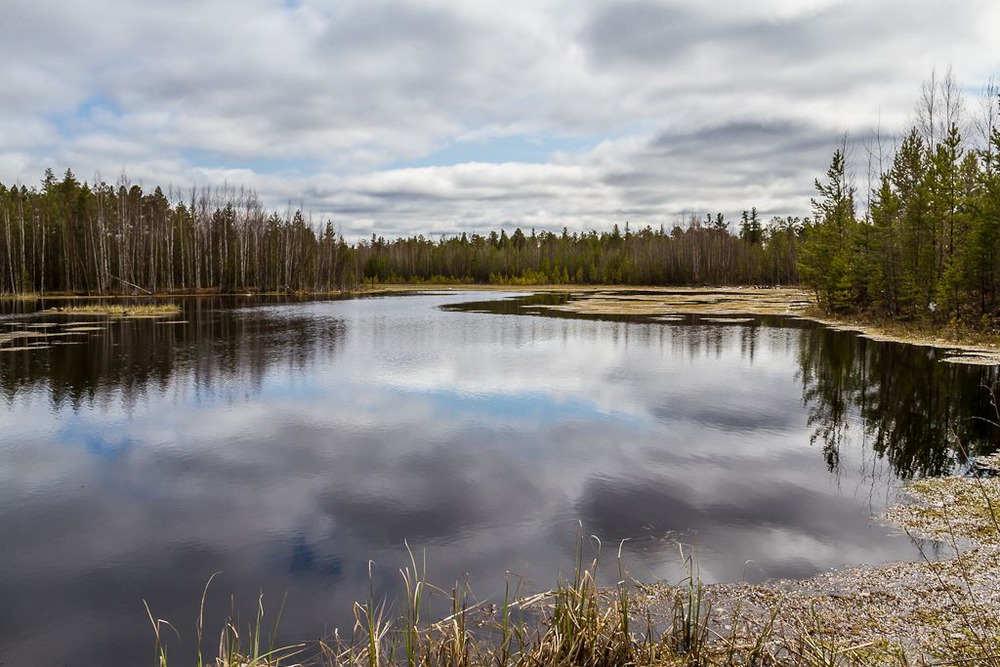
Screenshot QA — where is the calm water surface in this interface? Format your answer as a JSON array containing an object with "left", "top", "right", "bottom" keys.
[{"left": 0, "top": 291, "right": 996, "bottom": 665}]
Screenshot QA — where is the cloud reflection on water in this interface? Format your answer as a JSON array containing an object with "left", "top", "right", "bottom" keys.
[{"left": 0, "top": 291, "right": 994, "bottom": 665}]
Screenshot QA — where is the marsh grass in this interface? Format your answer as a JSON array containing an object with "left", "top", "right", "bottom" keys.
[
  {"left": 48, "top": 303, "right": 182, "bottom": 317},
  {"left": 151, "top": 548, "right": 1000, "bottom": 667},
  {"left": 160, "top": 539, "right": 849, "bottom": 666},
  {"left": 146, "top": 574, "right": 305, "bottom": 667},
  {"left": 214, "top": 594, "right": 303, "bottom": 667}
]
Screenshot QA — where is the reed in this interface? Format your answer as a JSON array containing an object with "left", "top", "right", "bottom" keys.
[
  {"left": 0, "top": 292, "right": 41, "bottom": 300},
  {"left": 215, "top": 593, "right": 303, "bottom": 667},
  {"left": 149, "top": 518, "right": 1000, "bottom": 666},
  {"left": 399, "top": 542, "right": 426, "bottom": 665}
]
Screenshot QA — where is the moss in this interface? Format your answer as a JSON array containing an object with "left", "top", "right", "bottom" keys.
[{"left": 887, "top": 476, "right": 1000, "bottom": 545}]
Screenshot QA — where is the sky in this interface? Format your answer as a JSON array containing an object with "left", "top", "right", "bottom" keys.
[{"left": 1, "top": 0, "right": 998, "bottom": 240}]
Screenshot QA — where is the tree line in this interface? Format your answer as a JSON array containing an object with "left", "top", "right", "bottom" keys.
[
  {"left": 5, "top": 68, "right": 1000, "bottom": 320},
  {"left": 801, "top": 71, "right": 1000, "bottom": 323},
  {"left": 0, "top": 170, "right": 803, "bottom": 294},
  {"left": 361, "top": 212, "right": 801, "bottom": 286},
  {"left": 0, "top": 172, "right": 356, "bottom": 294}
]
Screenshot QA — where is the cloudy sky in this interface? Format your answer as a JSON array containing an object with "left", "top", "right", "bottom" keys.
[{"left": 2, "top": 0, "right": 998, "bottom": 239}]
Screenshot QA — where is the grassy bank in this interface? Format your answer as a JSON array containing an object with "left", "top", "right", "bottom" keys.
[{"left": 147, "top": 473, "right": 1000, "bottom": 666}]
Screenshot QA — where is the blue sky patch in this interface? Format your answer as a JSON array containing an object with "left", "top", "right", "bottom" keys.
[{"left": 52, "top": 95, "right": 120, "bottom": 136}]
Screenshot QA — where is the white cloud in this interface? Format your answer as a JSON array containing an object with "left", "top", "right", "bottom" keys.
[{"left": 1, "top": 0, "right": 998, "bottom": 237}]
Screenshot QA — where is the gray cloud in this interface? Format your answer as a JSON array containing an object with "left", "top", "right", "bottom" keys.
[{"left": 582, "top": 1, "right": 701, "bottom": 68}]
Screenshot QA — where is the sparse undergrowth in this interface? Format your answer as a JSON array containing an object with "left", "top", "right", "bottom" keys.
[{"left": 888, "top": 471, "right": 1000, "bottom": 546}]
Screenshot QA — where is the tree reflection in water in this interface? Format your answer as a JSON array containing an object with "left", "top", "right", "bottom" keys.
[
  {"left": 797, "top": 323, "right": 999, "bottom": 478},
  {"left": 0, "top": 296, "right": 346, "bottom": 412}
]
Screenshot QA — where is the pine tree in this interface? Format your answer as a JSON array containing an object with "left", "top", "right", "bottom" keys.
[{"left": 800, "top": 148, "right": 859, "bottom": 311}]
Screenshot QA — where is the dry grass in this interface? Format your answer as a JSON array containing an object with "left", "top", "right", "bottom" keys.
[
  {"left": 538, "top": 286, "right": 814, "bottom": 317},
  {"left": 382, "top": 285, "right": 1000, "bottom": 361},
  {"left": 0, "top": 324, "right": 105, "bottom": 351},
  {"left": 539, "top": 288, "right": 1000, "bottom": 362},
  {"left": 47, "top": 303, "right": 182, "bottom": 318},
  {"left": 0, "top": 331, "right": 44, "bottom": 346},
  {"left": 145, "top": 470, "right": 1000, "bottom": 667},
  {"left": 367, "top": 284, "right": 1000, "bottom": 364}
]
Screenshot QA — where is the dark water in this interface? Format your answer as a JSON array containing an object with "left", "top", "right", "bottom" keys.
[{"left": 0, "top": 291, "right": 997, "bottom": 665}]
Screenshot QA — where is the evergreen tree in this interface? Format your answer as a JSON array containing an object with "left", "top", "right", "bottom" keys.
[{"left": 800, "top": 148, "right": 858, "bottom": 311}]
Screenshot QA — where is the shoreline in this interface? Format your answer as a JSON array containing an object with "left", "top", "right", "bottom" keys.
[
  {"left": 5, "top": 283, "right": 1000, "bottom": 359},
  {"left": 637, "top": 474, "right": 1000, "bottom": 663},
  {"left": 534, "top": 285, "right": 999, "bottom": 354},
  {"left": 300, "top": 286, "right": 1000, "bottom": 662},
  {"left": 400, "top": 283, "right": 1000, "bottom": 364},
  {"left": 421, "top": 284, "right": 1000, "bottom": 662}
]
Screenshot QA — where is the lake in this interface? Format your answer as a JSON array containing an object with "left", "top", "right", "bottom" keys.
[{"left": 0, "top": 290, "right": 996, "bottom": 665}]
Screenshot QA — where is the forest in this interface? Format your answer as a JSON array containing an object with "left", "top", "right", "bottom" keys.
[{"left": 0, "top": 171, "right": 800, "bottom": 294}]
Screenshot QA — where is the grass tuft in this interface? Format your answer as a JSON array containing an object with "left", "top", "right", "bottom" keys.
[{"left": 150, "top": 501, "right": 1000, "bottom": 667}]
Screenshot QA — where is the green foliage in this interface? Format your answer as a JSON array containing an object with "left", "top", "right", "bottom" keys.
[
  {"left": 799, "top": 149, "right": 859, "bottom": 312},
  {"left": 800, "top": 82, "right": 1000, "bottom": 326}
]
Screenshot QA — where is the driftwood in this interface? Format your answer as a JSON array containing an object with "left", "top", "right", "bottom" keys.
[{"left": 111, "top": 275, "right": 152, "bottom": 295}]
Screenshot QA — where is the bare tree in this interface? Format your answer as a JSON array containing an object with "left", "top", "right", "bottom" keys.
[
  {"left": 916, "top": 66, "right": 965, "bottom": 148},
  {"left": 974, "top": 75, "right": 999, "bottom": 170}
]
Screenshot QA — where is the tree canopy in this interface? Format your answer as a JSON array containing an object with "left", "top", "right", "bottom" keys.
[{"left": 800, "top": 73, "right": 1000, "bottom": 323}]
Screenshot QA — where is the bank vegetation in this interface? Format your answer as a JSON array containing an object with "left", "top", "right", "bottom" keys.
[{"left": 153, "top": 471, "right": 1000, "bottom": 666}]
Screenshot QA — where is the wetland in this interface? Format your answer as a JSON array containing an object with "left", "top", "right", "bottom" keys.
[{"left": 1, "top": 290, "right": 998, "bottom": 665}]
